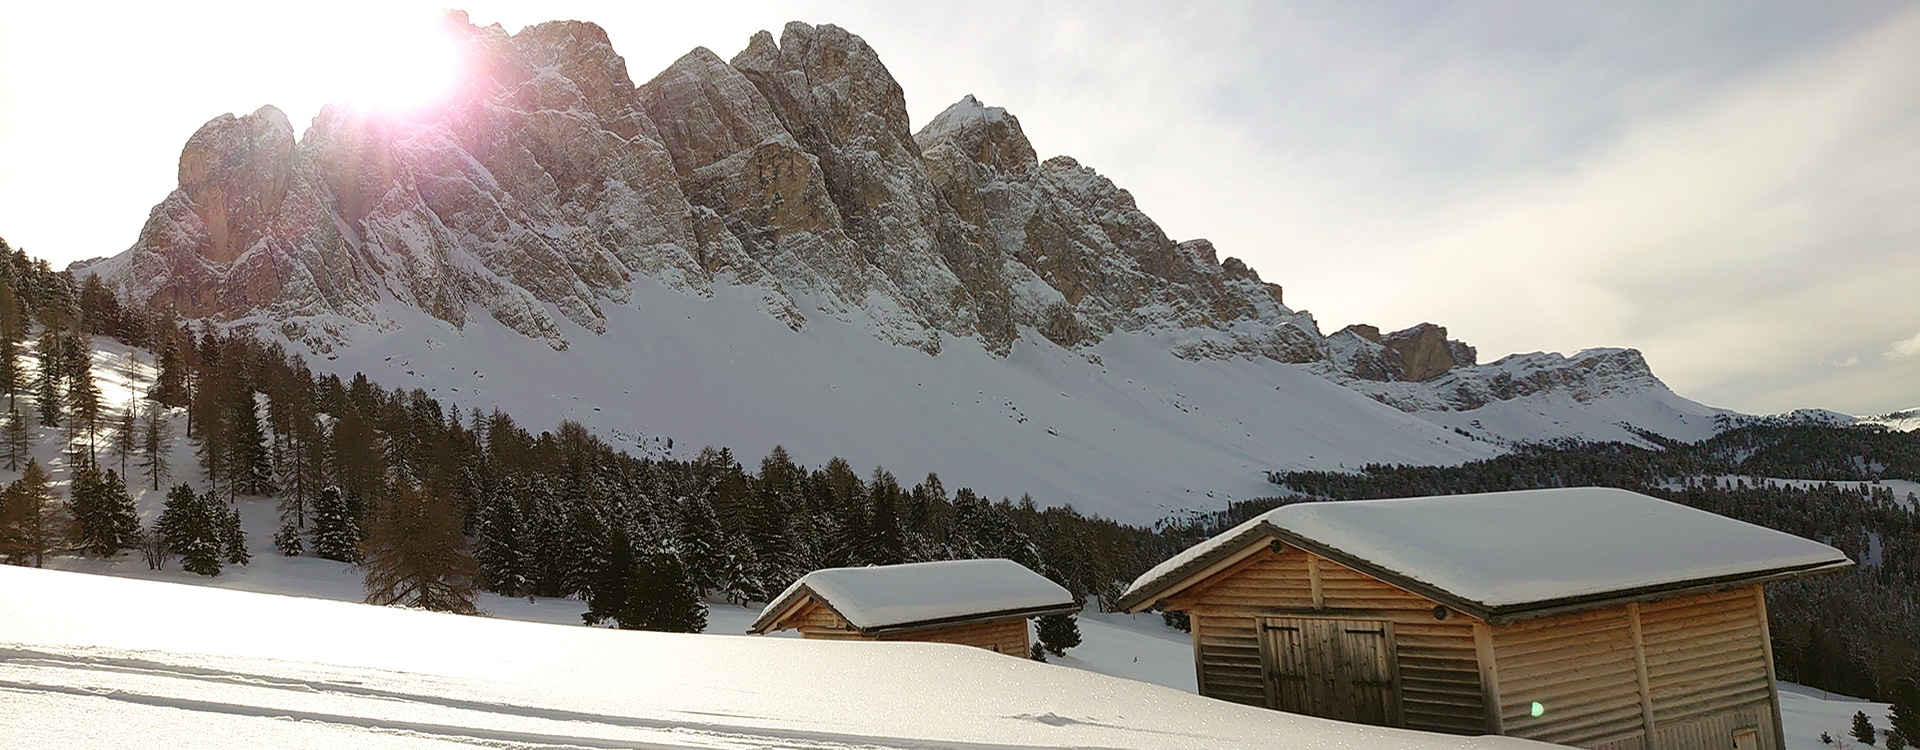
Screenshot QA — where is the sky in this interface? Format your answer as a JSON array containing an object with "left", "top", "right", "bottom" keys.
[{"left": 0, "top": 1, "right": 1915, "bottom": 416}]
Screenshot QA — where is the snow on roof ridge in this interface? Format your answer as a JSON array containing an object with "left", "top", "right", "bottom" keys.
[
  {"left": 755, "top": 558, "right": 1074, "bottom": 632},
  {"left": 1121, "top": 487, "right": 1850, "bottom": 615}
]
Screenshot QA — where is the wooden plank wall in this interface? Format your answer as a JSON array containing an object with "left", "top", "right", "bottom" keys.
[
  {"left": 1491, "top": 606, "right": 1646, "bottom": 748},
  {"left": 1649, "top": 704, "right": 1776, "bottom": 750},
  {"left": 1638, "top": 587, "right": 1779, "bottom": 750},
  {"left": 787, "top": 599, "right": 1031, "bottom": 655},
  {"left": 878, "top": 617, "right": 1030, "bottom": 656},
  {"left": 1490, "top": 585, "right": 1782, "bottom": 750},
  {"left": 790, "top": 601, "right": 868, "bottom": 640},
  {"left": 1175, "top": 547, "right": 1487, "bottom": 735}
]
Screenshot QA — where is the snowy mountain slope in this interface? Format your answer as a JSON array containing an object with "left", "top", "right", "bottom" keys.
[
  {"left": 86, "top": 14, "right": 1732, "bottom": 521},
  {"left": 1, "top": 566, "right": 1557, "bottom": 750},
  {"left": 1860, "top": 407, "right": 1920, "bottom": 432},
  {"left": 300, "top": 285, "right": 1491, "bottom": 523}
]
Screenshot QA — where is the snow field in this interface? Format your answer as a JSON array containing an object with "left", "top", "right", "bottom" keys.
[{"left": 2, "top": 565, "right": 1555, "bottom": 750}]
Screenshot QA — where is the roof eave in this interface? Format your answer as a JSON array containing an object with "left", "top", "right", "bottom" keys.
[
  {"left": 1479, "top": 558, "right": 1855, "bottom": 625},
  {"left": 1123, "top": 523, "right": 1856, "bottom": 625},
  {"left": 1115, "top": 523, "right": 1281, "bottom": 613},
  {"left": 857, "top": 602, "right": 1082, "bottom": 637}
]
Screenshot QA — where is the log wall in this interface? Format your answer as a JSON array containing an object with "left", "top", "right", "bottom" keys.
[
  {"left": 1163, "top": 543, "right": 1785, "bottom": 750},
  {"left": 1487, "top": 584, "right": 1782, "bottom": 750},
  {"left": 782, "top": 599, "right": 1031, "bottom": 655},
  {"left": 1172, "top": 546, "right": 1487, "bottom": 735}
]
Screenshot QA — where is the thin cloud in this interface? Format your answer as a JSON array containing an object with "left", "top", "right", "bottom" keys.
[{"left": 1887, "top": 332, "right": 1920, "bottom": 361}]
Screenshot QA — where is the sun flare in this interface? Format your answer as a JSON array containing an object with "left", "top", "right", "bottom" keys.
[{"left": 330, "top": 11, "right": 463, "bottom": 113}]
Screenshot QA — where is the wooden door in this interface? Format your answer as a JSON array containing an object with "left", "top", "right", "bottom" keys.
[{"left": 1261, "top": 617, "right": 1399, "bottom": 726}]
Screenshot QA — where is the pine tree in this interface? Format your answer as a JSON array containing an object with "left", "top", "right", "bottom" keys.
[
  {"left": 227, "top": 388, "right": 273, "bottom": 497},
  {"left": 1889, "top": 730, "right": 1908, "bottom": 750},
  {"left": 150, "top": 337, "right": 187, "bottom": 406},
  {"left": 70, "top": 464, "right": 139, "bottom": 557},
  {"left": 311, "top": 486, "right": 361, "bottom": 563},
  {"left": 33, "top": 333, "right": 61, "bottom": 428},
  {"left": 67, "top": 362, "right": 101, "bottom": 461},
  {"left": 582, "top": 525, "right": 641, "bottom": 627},
  {"left": 138, "top": 404, "right": 172, "bottom": 491},
  {"left": 1036, "top": 613, "right": 1083, "bottom": 657},
  {"left": 0, "top": 323, "right": 18, "bottom": 409},
  {"left": 0, "top": 459, "right": 64, "bottom": 567},
  {"left": 362, "top": 482, "right": 480, "bottom": 614},
  {"left": 2, "top": 406, "right": 27, "bottom": 472},
  {"left": 218, "top": 500, "right": 249, "bottom": 566},
  {"left": 1892, "top": 678, "right": 1920, "bottom": 750},
  {"left": 475, "top": 490, "right": 531, "bottom": 597},
  {"left": 158, "top": 484, "right": 221, "bottom": 576},
  {"left": 1856, "top": 710, "right": 1880, "bottom": 746},
  {"left": 583, "top": 525, "right": 707, "bottom": 632},
  {"left": 273, "top": 518, "right": 303, "bottom": 556}
]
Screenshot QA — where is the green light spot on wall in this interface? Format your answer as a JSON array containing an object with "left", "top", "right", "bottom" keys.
[{"left": 1530, "top": 701, "right": 1545, "bottom": 718}]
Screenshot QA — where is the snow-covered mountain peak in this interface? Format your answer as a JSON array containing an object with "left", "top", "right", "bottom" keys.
[{"left": 83, "top": 15, "right": 1739, "bottom": 518}]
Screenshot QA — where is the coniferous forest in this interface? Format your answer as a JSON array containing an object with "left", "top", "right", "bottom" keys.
[
  {"left": 0, "top": 235, "right": 1915, "bottom": 703},
  {"left": 0, "top": 238, "right": 1176, "bottom": 632}
]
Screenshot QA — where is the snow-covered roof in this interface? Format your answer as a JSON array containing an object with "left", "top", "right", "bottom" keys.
[
  {"left": 1118, "top": 487, "right": 1851, "bottom": 621},
  {"left": 751, "top": 558, "right": 1077, "bottom": 634}
]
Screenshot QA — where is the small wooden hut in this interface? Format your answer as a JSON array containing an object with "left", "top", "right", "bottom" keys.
[
  {"left": 1115, "top": 487, "right": 1851, "bottom": 750},
  {"left": 749, "top": 558, "right": 1077, "bottom": 655}
]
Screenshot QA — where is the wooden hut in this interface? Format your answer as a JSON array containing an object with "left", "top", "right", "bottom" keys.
[
  {"left": 1115, "top": 487, "right": 1851, "bottom": 750},
  {"left": 749, "top": 558, "right": 1077, "bottom": 655}
]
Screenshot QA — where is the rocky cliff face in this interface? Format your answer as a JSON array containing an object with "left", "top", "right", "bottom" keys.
[
  {"left": 99, "top": 15, "right": 1327, "bottom": 362},
  {"left": 94, "top": 13, "right": 1690, "bottom": 430}
]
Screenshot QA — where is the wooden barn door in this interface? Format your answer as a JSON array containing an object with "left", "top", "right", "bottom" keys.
[{"left": 1260, "top": 617, "right": 1400, "bottom": 727}]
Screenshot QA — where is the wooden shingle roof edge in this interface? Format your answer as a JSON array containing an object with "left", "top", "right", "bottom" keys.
[
  {"left": 748, "top": 583, "right": 1080, "bottom": 636},
  {"left": 1114, "top": 520, "right": 1854, "bottom": 625}
]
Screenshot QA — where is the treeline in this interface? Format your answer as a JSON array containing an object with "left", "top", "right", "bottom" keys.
[
  {"left": 0, "top": 238, "right": 1179, "bottom": 631},
  {"left": 1271, "top": 429, "right": 1920, "bottom": 700}
]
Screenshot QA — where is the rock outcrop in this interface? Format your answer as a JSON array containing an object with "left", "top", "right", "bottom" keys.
[{"left": 93, "top": 13, "right": 1684, "bottom": 427}]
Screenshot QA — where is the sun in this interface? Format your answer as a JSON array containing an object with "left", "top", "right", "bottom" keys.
[{"left": 331, "top": 10, "right": 464, "bottom": 114}]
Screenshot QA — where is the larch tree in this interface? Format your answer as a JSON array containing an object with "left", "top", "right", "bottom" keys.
[
  {"left": 0, "top": 459, "right": 66, "bottom": 567},
  {"left": 33, "top": 333, "right": 61, "bottom": 428},
  {"left": 2, "top": 406, "right": 27, "bottom": 472},
  {"left": 0, "top": 320, "right": 18, "bottom": 409},
  {"left": 361, "top": 481, "right": 479, "bottom": 614},
  {"left": 137, "top": 404, "right": 172, "bottom": 491},
  {"left": 67, "top": 361, "right": 102, "bottom": 462},
  {"left": 108, "top": 401, "right": 137, "bottom": 477}
]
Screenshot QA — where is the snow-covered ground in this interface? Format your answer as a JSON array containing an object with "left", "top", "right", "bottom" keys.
[
  {"left": 25, "top": 490, "right": 1887, "bottom": 749},
  {"left": 3, "top": 565, "right": 1554, "bottom": 750},
  {"left": 5, "top": 334, "right": 1894, "bottom": 748}
]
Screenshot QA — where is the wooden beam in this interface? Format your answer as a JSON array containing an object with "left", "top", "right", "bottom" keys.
[
  {"left": 1627, "top": 602, "right": 1658, "bottom": 745},
  {"left": 1140, "top": 540, "right": 1275, "bottom": 613},
  {"left": 1754, "top": 586, "right": 1787, "bottom": 750},
  {"left": 1308, "top": 554, "right": 1326, "bottom": 611},
  {"left": 1473, "top": 621, "right": 1504, "bottom": 735},
  {"left": 1192, "top": 612, "right": 1209, "bottom": 697}
]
